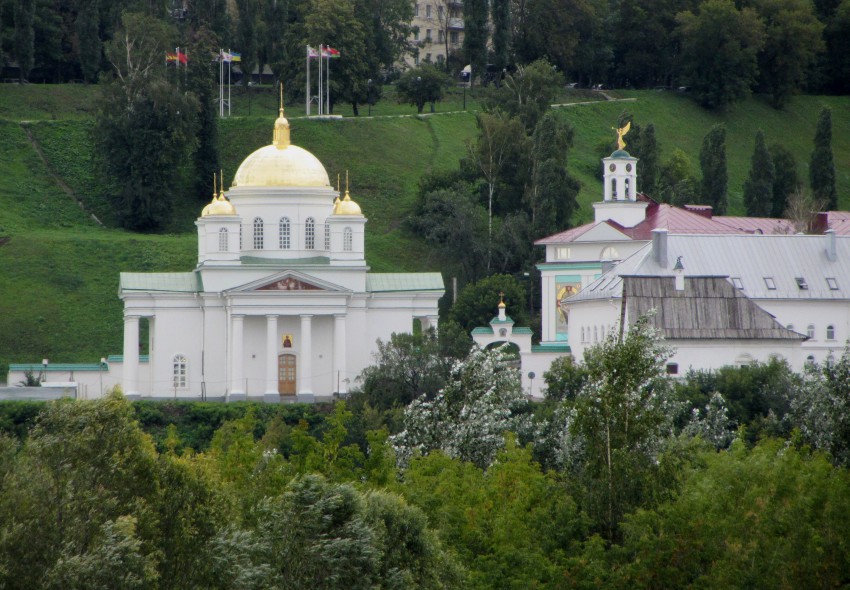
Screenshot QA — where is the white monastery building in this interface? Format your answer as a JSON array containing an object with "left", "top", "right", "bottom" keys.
[{"left": 8, "top": 103, "right": 444, "bottom": 401}]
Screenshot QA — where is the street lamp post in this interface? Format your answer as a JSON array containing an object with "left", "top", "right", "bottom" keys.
[
  {"left": 367, "top": 79, "right": 373, "bottom": 116},
  {"left": 416, "top": 76, "right": 422, "bottom": 113}
]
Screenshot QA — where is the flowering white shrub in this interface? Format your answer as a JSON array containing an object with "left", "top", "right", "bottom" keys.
[{"left": 391, "top": 345, "right": 529, "bottom": 469}]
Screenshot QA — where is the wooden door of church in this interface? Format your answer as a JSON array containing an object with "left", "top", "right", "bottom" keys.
[{"left": 278, "top": 354, "right": 296, "bottom": 395}]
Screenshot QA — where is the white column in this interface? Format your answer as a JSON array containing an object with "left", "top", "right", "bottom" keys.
[
  {"left": 426, "top": 315, "right": 439, "bottom": 334},
  {"left": 123, "top": 315, "right": 140, "bottom": 397},
  {"left": 333, "top": 314, "right": 346, "bottom": 394},
  {"left": 231, "top": 314, "right": 245, "bottom": 395},
  {"left": 299, "top": 314, "right": 313, "bottom": 395},
  {"left": 265, "top": 315, "right": 278, "bottom": 395}
]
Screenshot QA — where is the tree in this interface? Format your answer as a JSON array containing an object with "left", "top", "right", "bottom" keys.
[
  {"left": 235, "top": 0, "right": 258, "bottom": 94},
  {"left": 525, "top": 111, "right": 581, "bottom": 238},
  {"left": 809, "top": 106, "right": 837, "bottom": 210},
  {"left": 462, "top": 0, "right": 488, "bottom": 86},
  {"left": 769, "top": 143, "right": 799, "bottom": 217},
  {"left": 542, "top": 355, "right": 588, "bottom": 402},
  {"left": 699, "top": 123, "right": 728, "bottom": 214},
  {"left": 490, "top": 0, "right": 510, "bottom": 69},
  {"left": 408, "top": 183, "right": 489, "bottom": 282},
  {"left": 743, "top": 130, "right": 775, "bottom": 217},
  {"left": 658, "top": 148, "right": 698, "bottom": 205},
  {"left": 753, "top": 0, "right": 824, "bottom": 108},
  {"left": 186, "top": 26, "right": 221, "bottom": 200},
  {"left": 360, "top": 0, "right": 414, "bottom": 72},
  {"left": 612, "top": 0, "right": 687, "bottom": 88},
  {"left": 821, "top": 0, "right": 850, "bottom": 94},
  {"left": 259, "top": 0, "right": 288, "bottom": 82},
  {"left": 356, "top": 330, "right": 454, "bottom": 410},
  {"left": 449, "top": 273, "right": 529, "bottom": 333},
  {"left": 13, "top": 0, "right": 35, "bottom": 82},
  {"left": 635, "top": 123, "right": 659, "bottom": 194},
  {"left": 676, "top": 0, "right": 765, "bottom": 110},
  {"left": 304, "top": 0, "right": 371, "bottom": 115},
  {"left": 467, "top": 111, "right": 527, "bottom": 269},
  {"left": 483, "top": 59, "right": 562, "bottom": 132},
  {"left": 560, "top": 315, "right": 674, "bottom": 540},
  {"left": 784, "top": 186, "right": 826, "bottom": 233},
  {"left": 75, "top": 0, "right": 101, "bottom": 83},
  {"left": 395, "top": 65, "right": 450, "bottom": 113},
  {"left": 391, "top": 345, "right": 530, "bottom": 468},
  {"left": 95, "top": 12, "right": 198, "bottom": 231}
]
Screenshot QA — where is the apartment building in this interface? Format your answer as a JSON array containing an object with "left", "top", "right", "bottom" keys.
[{"left": 405, "top": 0, "right": 464, "bottom": 67}]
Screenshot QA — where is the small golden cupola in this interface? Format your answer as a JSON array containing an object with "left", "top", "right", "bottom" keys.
[
  {"left": 334, "top": 171, "right": 363, "bottom": 216},
  {"left": 203, "top": 172, "right": 238, "bottom": 217}
]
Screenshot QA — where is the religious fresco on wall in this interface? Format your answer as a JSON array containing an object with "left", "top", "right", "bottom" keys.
[{"left": 555, "top": 280, "right": 582, "bottom": 340}]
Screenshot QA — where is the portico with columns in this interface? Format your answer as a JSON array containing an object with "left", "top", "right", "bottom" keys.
[{"left": 119, "top": 101, "right": 443, "bottom": 401}]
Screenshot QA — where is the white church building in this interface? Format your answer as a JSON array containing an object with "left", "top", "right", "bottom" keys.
[{"left": 119, "top": 105, "right": 442, "bottom": 401}]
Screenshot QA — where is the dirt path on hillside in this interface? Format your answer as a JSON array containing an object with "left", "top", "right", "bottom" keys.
[{"left": 21, "top": 123, "right": 104, "bottom": 227}]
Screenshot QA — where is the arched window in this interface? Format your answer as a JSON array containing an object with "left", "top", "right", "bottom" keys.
[
  {"left": 279, "top": 217, "right": 290, "bottom": 249},
  {"left": 173, "top": 354, "right": 187, "bottom": 388},
  {"left": 826, "top": 354, "right": 835, "bottom": 367},
  {"left": 601, "top": 246, "right": 620, "bottom": 260},
  {"left": 499, "top": 328, "right": 507, "bottom": 337},
  {"left": 253, "top": 217, "right": 264, "bottom": 250},
  {"left": 806, "top": 355, "right": 816, "bottom": 366},
  {"left": 324, "top": 223, "right": 330, "bottom": 251},
  {"left": 610, "top": 178, "right": 617, "bottom": 200},
  {"left": 594, "top": 326, "right": 598, "bottom": 342},
  {"left": 343, "top": 227, "right": 353, "bottom": 252},
  {"left": 807, "top": 324, "right": 815, "bottom": 339},
  {"left": 624, "top": 177, "right": 631, "bottom": 198},
  {"left": 581, "top": 327, "right": 585, "bottom": 343},
  {"left": 305, "top": 217, "right": 315, "bottom": 249},
  {"left": 735, "top": 354, "right": 753, "bottom": 368},
  {"left": 218, "top": 228, "right": 228, "bottom": 252},
  {"left": 827, "top": 325, "right": 835, "bottom": 340}
]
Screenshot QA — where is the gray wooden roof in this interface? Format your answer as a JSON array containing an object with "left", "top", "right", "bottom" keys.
[{"left": 625, "top": 276, "right": 806, "bottom": 340}]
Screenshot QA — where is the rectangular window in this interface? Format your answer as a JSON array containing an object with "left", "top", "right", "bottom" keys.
[
  {"left": 731, "top": 277, "right": 743, "bottom": 290},
  {"left": 425, "top": 29, "right": 432, "bottom": 42},
  {"left": 827, "top": 277, "right": 839, "bottom": 290},
  {"left": 438, "top": 5, "right": 444, "bottom": 17},
  {"left": 764, "top": 277, "right": 776, "bottom": 290},
  {"left": 795, "top": 277, "right": 808, "bottom": 290},
  {"left": 666, "top": 363, "right": 679, "bottom": 375},
  {"left": 414, "top": 30, "right": 420, "bottom": 41},
  {"left": 426, "top": 4, "right": 431, "bottom": 17},
  {"left": 438, "top": 30, "right": 444, "bottom": 43},
  {"left": 555, "top": 247, "right": 570, "bottom": 260},
  {"left": 414, "top": 3, "right": 419, "bottom": 16},
  {"left": 450, "top": 31, "right": 459, "bottom": 44}
]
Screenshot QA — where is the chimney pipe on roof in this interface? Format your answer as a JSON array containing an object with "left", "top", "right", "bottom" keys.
[
  {"left": 652, "top": 229, "right": 668, "bottom": 268},
  {"left": 826, "top": 229, "right": 837, "bottom": 262}
]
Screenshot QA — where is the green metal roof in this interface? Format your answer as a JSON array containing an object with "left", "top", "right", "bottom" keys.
[
  {"left": 471, "top": 326, "right": 534, "bottom": 335},
  {"left": 107, "top": 355, "right": 149, "bottom": 363},
  {"left": 489, "top": 315, "right": 514, "bottom": 324},
  {"left": 472, "top": 327, "right": 493, "bottom": 335},
  {"left": 513, "top": 327, "right": 534, "bottom": 334},
  {"left": 11, "top": 363, "right": 108, "bottom": 372},
  {"left": 241, "top": 255, "right": 330, "bottom": 266},
  {"left": 120, "top": 272, "right": 201, "bottom": 293},
  {"left": 532, "top": 343, "right": 571, "bottom": 353},
  {"left": 366, "top": 273, "right": 444, "bottom": 292}
]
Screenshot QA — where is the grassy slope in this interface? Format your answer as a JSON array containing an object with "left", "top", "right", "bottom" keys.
[{"left": 0, "top": 84, "right": 848, "bottom": 378}]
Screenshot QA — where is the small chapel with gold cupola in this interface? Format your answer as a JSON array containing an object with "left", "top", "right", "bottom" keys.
[{"left": 118, "top": 88, "right": 443, "bottom": 402}]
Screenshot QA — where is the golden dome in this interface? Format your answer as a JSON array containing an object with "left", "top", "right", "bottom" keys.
[
  {"left": 232, "top": 89, "right": 330, "bottom": 188},
  {"left": 334, "top": 190, "right": 363, "bottom": 216}
]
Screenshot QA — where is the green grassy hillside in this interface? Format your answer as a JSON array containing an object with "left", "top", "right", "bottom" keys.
[{"left": 0, "top": 84, "right": 848, "bottom": 379}]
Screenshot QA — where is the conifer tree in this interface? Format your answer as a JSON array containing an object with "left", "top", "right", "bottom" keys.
[
  {"left": 76, "top": 0, "right": 101, "bottom": 83},
  {"left": 636, "top": 123, "right": 659, "bottom": 195},
  {"left": 743, "top": 130, "right": 775, "bottom": 217},
  {"left": 462, "top": 0, "right": 488, "bottom": 86},
  {"left": 491, "top": 0, "right": 510, "bottom": 70},
  {"left": 13, "top": 0, "right": 35, "bottom": 82},
  {"left": 769, "top": 143, "right": 798, "bottom": 217},
  {"left": 809, "top": 107, "right": 837, "bottom": 210},
  {"left": 699, "top": 124, "right": 728, "bottom": 214}
]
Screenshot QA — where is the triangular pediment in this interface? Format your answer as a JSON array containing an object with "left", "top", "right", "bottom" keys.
[
  {"left": 228, "top": 270, "right": 349, "bottom": 293},
  {"left": 574, "top": 222, "right": 633, "bottom": 243}
]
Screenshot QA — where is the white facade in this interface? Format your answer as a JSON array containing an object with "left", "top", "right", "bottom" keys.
[{"left": 117, "top": 109, "right": 443, "bottom": 402}]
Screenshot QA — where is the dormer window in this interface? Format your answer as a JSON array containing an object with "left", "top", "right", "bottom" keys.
[{"left": 795, "top": 277, "right": 808, "bottom": 290}]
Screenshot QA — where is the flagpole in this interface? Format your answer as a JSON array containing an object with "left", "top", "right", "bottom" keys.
[
  {"left": 219, "top": 49, "right": 222, "bottom": 118},
  {"left": 319, "top": 44, "right": 324, "bottom": 115},
  {"left": 228, "top": 49, "right": 232, "bottom": 117},
  {"left": 325, "top": 51, "right": 331, "bottom": 115},
  {"left": 306, "top": 46, "right": 311, "bottom": 116}
]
